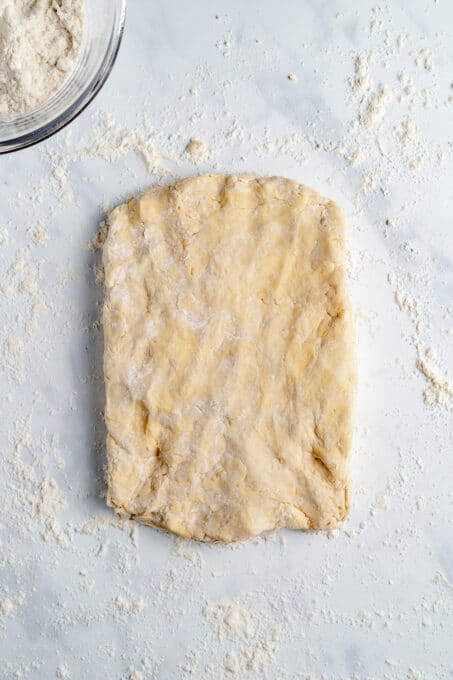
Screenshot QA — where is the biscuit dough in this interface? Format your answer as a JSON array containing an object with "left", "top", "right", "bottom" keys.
[{"left": 103, "top": 175, "right": 356, "bottom": 542}]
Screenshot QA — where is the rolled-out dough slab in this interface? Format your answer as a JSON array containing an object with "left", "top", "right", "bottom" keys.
[{"left": 103, "top": 174, "right": 356, "bottom": 542}]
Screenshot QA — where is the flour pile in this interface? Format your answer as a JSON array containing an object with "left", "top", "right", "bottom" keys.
[{"left": 0, "top": 0, "right": 84, "bottom": 116}]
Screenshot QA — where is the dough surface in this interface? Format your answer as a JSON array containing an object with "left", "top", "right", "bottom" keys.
[{"left": 103, "top": 175, "right": 356, "bottom": 542}]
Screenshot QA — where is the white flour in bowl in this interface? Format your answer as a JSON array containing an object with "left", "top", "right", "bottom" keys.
[{"left": 0, "top": 0, "right": 84, "bottom": 116}]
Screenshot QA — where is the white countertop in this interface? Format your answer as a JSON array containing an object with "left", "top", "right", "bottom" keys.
[{"left": 0, "top": 1, "right": 452, "bottom": 679}]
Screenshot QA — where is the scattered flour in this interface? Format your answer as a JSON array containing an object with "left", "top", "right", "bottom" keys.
[
  {"left": 395, "top": 289, "right": 422, "bottom": 319},
  {"left": 36, "top": 477, "right": 68, "bottom": 546},
  {"left": 184, "top": 138, "right": 206, "bottom": 161},
  {"left": 0, "top": 598, "right": 14, "bottom": 618},
  {"left": 204, "top": 596, "right": 255, "bottom": 640},
  {"left": 375, "top": 492, "right": 391, "bottom": 511},
  {"left": 36, "top": 477, "right": 66, "bottom": 521},
  {"left": 353, "top": 52, "right": 373, "bottom": 93},
  {"left": 399, "top": 117, "right": 420, "bottom": 145},
  {"left": 33, "top": 225, "right": 49, "bottom": 245},
  {"left": 83, "top": 115, "right": 175, "bottom": 176},
  {"left": 417, "top": 349, "right": 453, "bottom": 406},
  {"left": 128, "top": 671, "right": 144, "bottom": 680},
  {"left": 174, "top": 537, "right": 204, "bottom": 567},
  {"left": 0, "top": 592, "right": 25, "bottom": 621},
  {"left": 51, "top": 160, "right": 74, "bottom": 204},
  {"left": 408, "top": 667, "right": 431, "bottom": 680},
  {"left": 361, "top": 84, "right": 392, "bottom": 129},
  {"left": 0, "top": 226, "right": 9, "bottom": 245},
  {"left": 114, "top": 595, "right": 146, "bottom": 617},
  {"left": 180, "top": 649, "right": 201, "bottom": 675},
  {"left": 6, "top": 336, "right": 25, "bottom": 355},
  {"left": 223, "top": 628, "right": 281, "bottom": 675},
  {"left": 203, "top": 596, "right": 283, "bottom": 676},
  {"left": 415, "top": 48, "right": 435, "bottom": 72}
]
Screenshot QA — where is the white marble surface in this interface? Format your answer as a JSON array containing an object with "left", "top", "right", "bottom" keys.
[{"left": 0, "top": 1, "right": 452, "bottom": 679}]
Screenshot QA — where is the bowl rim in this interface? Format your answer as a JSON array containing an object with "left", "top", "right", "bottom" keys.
[{"left": 0, "top": 0, "right": 126, "bottom": 155}]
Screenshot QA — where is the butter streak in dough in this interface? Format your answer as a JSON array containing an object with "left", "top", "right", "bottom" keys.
[{"left": 103, "top": 175, "right": 356, "bottom": 542}]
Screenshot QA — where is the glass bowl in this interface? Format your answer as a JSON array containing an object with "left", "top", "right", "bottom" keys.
[{"left": 0, "top": 0, "right": 126, "bottom": 154}]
